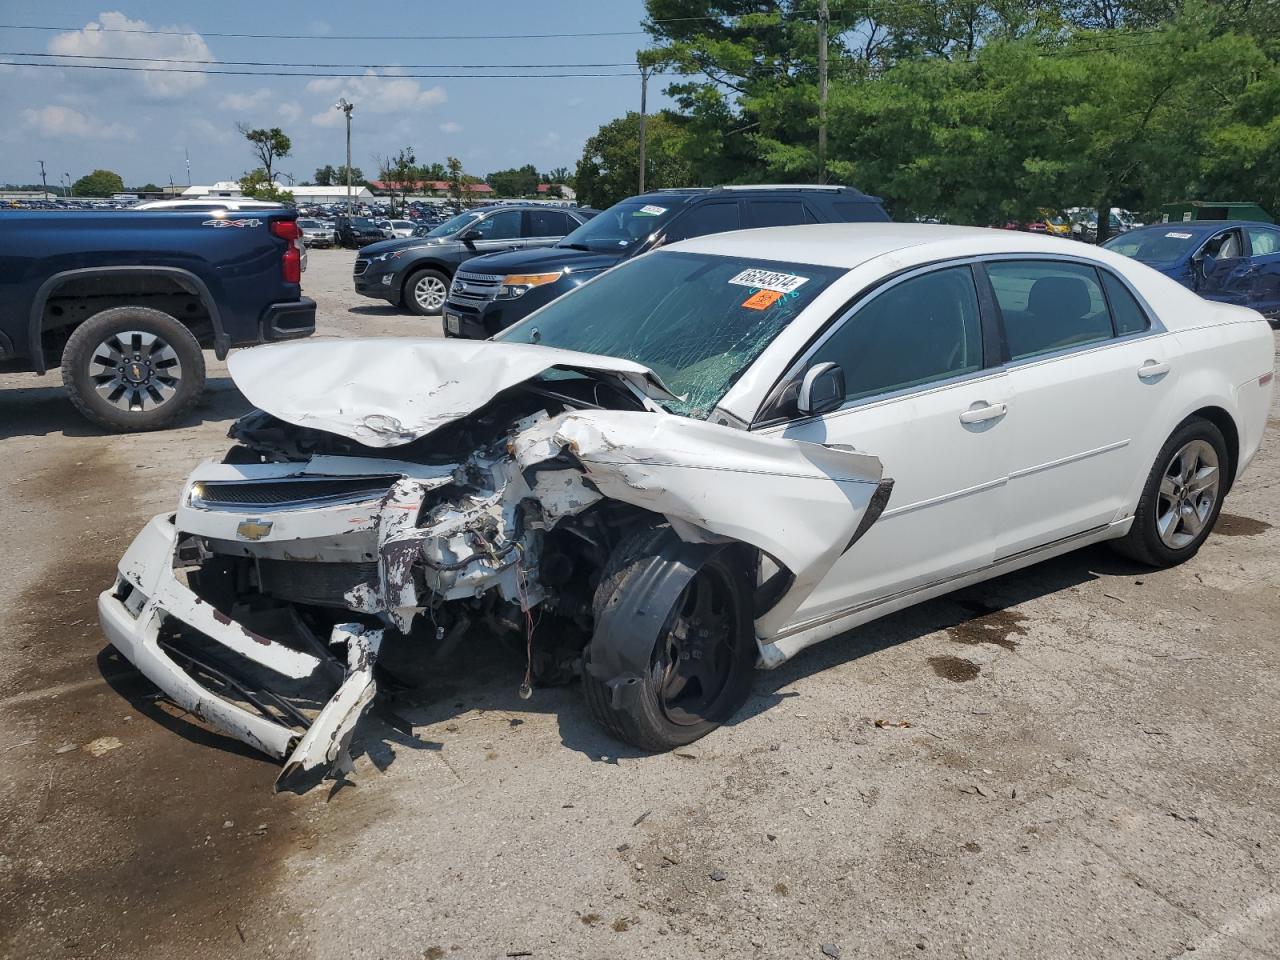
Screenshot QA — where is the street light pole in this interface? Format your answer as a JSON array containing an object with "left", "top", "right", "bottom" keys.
[
  {"left": 817, "top": 0, "right": 829, "bottom": 184},
  {"left": 336, "top": 98, "right": 354, "bottom": 217},
  {"left": 38, "top": 159, "right": 49, "bottom": 200},
  {"left": 637, "top": 63, "right": 649, "bottom": 194}
]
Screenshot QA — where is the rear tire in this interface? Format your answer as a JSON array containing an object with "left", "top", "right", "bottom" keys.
[
  {"left": 582, "top": 527, "right": 756, "bottom": 752},
  {"left": 60, "top": 306, "right": 205, "bottom": 432},
  {"left": 1111, "top": 417, "right": 1228, "bottom": 567},
  {"left": 404, "top": 268, "right": 449, "bottom": 316}
]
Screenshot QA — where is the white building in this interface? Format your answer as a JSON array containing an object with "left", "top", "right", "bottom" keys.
[{"left": 181, "top": 182, "right": 374, "bottom": 204}]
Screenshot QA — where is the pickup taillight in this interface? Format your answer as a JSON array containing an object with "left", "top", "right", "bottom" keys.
[{"left": 270, "top": 220, "right": 302, "bottom": 284}]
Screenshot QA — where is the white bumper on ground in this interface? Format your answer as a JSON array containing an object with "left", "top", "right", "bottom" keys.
[{"left": 98, "top": 514, "right": 379, "bottom": 786}]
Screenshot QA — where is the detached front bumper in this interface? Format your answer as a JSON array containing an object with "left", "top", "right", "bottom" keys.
[{"left": 98, "top": 514, "right": 381, "bottom": 789}]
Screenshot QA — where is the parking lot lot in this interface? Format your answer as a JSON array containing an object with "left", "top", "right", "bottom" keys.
[{"left": 2, "top": 247, "right": 1279, "bottom": 959}]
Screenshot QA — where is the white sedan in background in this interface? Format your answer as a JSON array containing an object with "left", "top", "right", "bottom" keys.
[{"left": 98, "top": 224, "right": 1274, "bottom": 789}]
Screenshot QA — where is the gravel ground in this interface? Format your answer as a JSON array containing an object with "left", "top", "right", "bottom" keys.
[{"left": 2, "top": 248, "right": 1279, "bottom": 960}]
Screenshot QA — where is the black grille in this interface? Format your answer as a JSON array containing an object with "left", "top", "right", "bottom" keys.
[
  {"left": 193, "top": 476, "right": 398, "bottom": 508},
  {"left": 353, "top": 258, "right": 369, "bottom": 276}
]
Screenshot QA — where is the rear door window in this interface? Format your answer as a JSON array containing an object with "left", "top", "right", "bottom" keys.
[
  {"left": 746, "top": 199, "right": 807, "bottom": 228},
  {"left": 664, "top": 201, "right": 740, "bottom": 242},
  {"left": 1246, "top": 225, "right": 1280, "bottom": 257},
  {"left": 986, "top": 260, "right": 1113, "bottom": 360},
  {"left": 832, "top": 201, "right": 881, "bottom": 222},
  {"left": 526, "top": 208, "right": 571, "bottom": 237},
  {"left": 1100, "top": 271, "right": 1150, "bottom": 336}
]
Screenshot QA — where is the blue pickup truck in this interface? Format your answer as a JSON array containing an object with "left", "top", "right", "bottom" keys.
[{"left": 0, "top": 208, "right": 315, "bottom": 431}]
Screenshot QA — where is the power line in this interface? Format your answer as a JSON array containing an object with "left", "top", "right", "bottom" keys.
[
  {"left": 0, "top": 22, "right": 654, "bottom": 41},
  {"left": 3, "top": 51, "right": 637, "bottom": 69},
  {"left": 0, "top": 60, "right": 635, "bottom": 79}
]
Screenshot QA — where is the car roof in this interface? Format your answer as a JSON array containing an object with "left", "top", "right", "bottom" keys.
[
  {"left": 1121, "top": 220, "right": 1268, "bottom": 236},
  {"left": 667, "top": 222, "right": 1113, "bottom": 269}
]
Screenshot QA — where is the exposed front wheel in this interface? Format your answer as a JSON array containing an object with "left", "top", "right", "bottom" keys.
[
  {"left": 404, "top": 268, "right": 449, "bottom": 316},
  {"left": 1112, "top": 417, "right": 1228, "bottom": 567},
  {"left": 582, "top": 527, "right": 756, "bottom": 752},
  {"left": 60, "top": 306, "right": 205, "bottom": 432}
]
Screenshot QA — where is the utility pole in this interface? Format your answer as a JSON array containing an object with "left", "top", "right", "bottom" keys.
[
  {"left": 817, "top": 0, "right": 829, "bottom": 184},
  {"left": 637, "top": 63, "right": 650, "bottom": 194},
  {"left": 336, "top": 98, "right": 354, "bottom": 216},
  {"left": 185, "top": 146, "right": 192, "bottom": 186},
  {"left": 38, "top": 159, "right": 49, "bottom": 200},
  {"left": 64, "top": 172, "right": 71, "bottom": 198}
]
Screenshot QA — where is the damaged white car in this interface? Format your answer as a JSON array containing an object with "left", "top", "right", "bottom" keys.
[{"left": 98, "top": 224, "right": 1274, "bottom": 790}]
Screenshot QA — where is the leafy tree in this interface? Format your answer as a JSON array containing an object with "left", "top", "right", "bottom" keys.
[
  {"left": 72, "top": 169, "right": 125, "bottom": 197},
  {"left": 236, "top": 124, "right": 292, "bottom": 185},
  {"left": 136, "top": 182, "right": 161, "bottom": 193},
  {"left": 314, "top": 164, "right": 336, "bottom": 186},
  {"left": 544, "top": 166, "right": 573, "bottom": 186},
  {"left": 575, "top": 111, "right": 694, "bottom": 208},
  {"left": 376, "top": 146, "right": 418, "bottom": 214},
  {"left": 446, "top": 156, "right": 468, "bottom": 206},
  {"left": 239, "top": 168, "right": 294, "bottom": 203},
  {"left": 411, "top": 161, "right": 447, "bottom": 181},
  {"left": 486, "top": 164, "right": 540, "bottom": 197}
]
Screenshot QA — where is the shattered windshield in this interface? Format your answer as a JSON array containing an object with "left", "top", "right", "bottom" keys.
[
  {"left": 498, "top": 251, "right": 845, "bottom": 418},
  {"left": 556, "top": 200, "right": 679, "bottom": 253}
]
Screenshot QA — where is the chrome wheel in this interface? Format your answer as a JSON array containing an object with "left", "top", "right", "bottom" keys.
[
  {"left": 413, "top": 275, "right": 447, "bottom": 312},
  {"left": 88, "top": 330, "right": 183, "bottom": 412},
  {"left": 1155, "top": 439, "right": 1220, "bottom": 550}
]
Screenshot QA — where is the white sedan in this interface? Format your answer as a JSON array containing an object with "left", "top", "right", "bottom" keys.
[{"left": 98, "top": 224, "right": 1274, "bottom": 788}]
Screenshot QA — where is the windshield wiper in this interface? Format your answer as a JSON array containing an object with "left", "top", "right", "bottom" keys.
[{"left": 557, "top": 242, "right": 592, "bottom": 251}]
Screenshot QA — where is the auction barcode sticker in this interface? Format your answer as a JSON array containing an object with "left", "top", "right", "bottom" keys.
[
  {"left": 1165, "top": 231, "right": 1193, "bottom": 239},
  {"left": 727, "top": 269, "right": 809, "bottom": 294}
]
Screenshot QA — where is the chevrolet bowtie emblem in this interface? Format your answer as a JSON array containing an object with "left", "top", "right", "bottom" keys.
[{"left": 236, "top": 519, "right": 274, "bottom": 540}]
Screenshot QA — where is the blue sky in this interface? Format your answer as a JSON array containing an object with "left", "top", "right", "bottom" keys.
[{"left": 0, "top": 1, "right": 671, "bottom": 187}]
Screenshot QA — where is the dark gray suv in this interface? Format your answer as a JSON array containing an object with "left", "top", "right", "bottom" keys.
[{"left": 353, "top": 204, "right": 594, "bottom": 315}]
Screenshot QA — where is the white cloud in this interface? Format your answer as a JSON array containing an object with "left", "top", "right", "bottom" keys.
[
  {"left": 49, "top": 11, "right": 215, "bottom": 100},
  {"left": 307, "top": 71, "right": 446, "bottom": 127},
  {"left": 22, "top": 105, "right": 133, "bottom": 140},
  {"left": 278, "top": 101, "right": 302, "bottom": 123},
  {"left": 439, "top": 121, "right": 462, "bottom": 134},
  {"left": 222, "top": 88, "right": 272, "bottom": 111}
]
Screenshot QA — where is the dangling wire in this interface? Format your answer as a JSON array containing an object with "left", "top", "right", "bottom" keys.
[{"left": 513, "top": 544, "right": 534, "bottom": 700}]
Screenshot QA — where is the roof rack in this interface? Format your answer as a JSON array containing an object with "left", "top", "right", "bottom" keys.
[{"left": 713, "top": 184, "right": 851, "bottom": 192}]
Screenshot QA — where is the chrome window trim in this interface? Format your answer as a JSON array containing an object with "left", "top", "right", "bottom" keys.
[{"left": 752, "top": 251, "right": 1167, "bottom": 430}]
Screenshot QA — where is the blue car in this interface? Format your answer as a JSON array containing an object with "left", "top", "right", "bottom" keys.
[{"left": 1103, "top": 220, "right": 1280, "bottom": 325}]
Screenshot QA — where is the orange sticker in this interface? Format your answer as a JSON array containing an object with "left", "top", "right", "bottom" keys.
[{"left": 742, "top": 289, "right": 783, "bottom": 310}]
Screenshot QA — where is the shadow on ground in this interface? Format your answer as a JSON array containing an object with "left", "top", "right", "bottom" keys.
[{"left": 0, "top": 376, "right": 249, "bottom": 440}]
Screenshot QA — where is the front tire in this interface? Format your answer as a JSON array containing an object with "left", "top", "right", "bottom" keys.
[
  {"left": 403, "top": 268, "right": 449, "bottom": 316},
  {"left": 582, "top": 527, "right": 756, "bottom": 752},
  {"left": 1112, "top": 417, "right": 1228, "bottom": 567},
  {"left": 60, "top": 306, "right": 205, "bottom": 432}
]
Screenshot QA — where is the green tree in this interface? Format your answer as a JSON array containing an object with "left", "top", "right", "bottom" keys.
[
  {"left": 376, "top": 146, "right": 417, "bottom": 214},
  {"left": 486, "top": 164, "right": 540, "bottom": 197},
  {"left": 445, "top": 156, "right": 468, "bottom": 206},
  {"left": 239, "top": 168, "right": 295, "bottom": 203},
  {"left": 72, "top": 169, "right": 125, "bottom": 197},
  {"left": 575, "top": 111, "right": 694, "bottom": 208},
  {"left": 136, "top": 182, "right": 161, "bottom": 193},
  {"left": 314, "top": 164, "right": 336, "bottom": 186},
  {"left": 236, "top": 124, "right": 292, "bottom": 185}
]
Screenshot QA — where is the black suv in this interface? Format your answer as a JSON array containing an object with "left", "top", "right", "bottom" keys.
[
  {"left": 353, "top": 204, "right": 594, "bottom": 316},
  {"left": 334, "top": 215, "right": 388, "bottom": 249},
  {"left": 441, "top": 185, "right": 889, "bottom": 339}
]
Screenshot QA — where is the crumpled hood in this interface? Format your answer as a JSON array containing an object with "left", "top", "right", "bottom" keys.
[
  {"left": 463, "top": 246, "right": 625, "bottom": 276},
  {"left": 227, "top": 338, "right": 678, "bottom": 447}
]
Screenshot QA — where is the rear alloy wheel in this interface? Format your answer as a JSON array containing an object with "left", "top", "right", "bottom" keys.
[
  {"left": 61, "top": 306, "right": 205, "bottom": 432},
  {"left": 1112, "top": 417, "right": 1228, "bottom": 567},
  {"left": 404, "top": 268, "right": 449, "bottom": 316},
  {"left": 583, "top": 527, "right": 756, "bottom": 752}
]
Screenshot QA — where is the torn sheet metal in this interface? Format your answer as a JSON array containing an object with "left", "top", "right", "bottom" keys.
[
  {"left": 227, "top": 337, "right": 679, "bottom": 447},
  {"left": 276, "top": 623, "right": 382, "bottom": 793},
  {"left": 513, "top": 410, "right": 883, "bottom": 635}
]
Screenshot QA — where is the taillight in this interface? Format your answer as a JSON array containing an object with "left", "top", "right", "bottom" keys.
[{"left": 271, "top": 219, "right": 302, "bottom": 284}]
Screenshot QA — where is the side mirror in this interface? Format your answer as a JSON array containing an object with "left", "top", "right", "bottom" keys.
[
  {"left": 797, "top": 362, "right": 845, "bottom": 417},
  {"left": 460, "top": 228, "right": 483, "bottom": 242}
]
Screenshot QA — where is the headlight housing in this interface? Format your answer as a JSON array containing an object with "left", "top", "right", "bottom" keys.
[
  {"left": 369, "top": 251, "right": 403, "bottom": 264},
  {"left": 497, "top": 272, "right": 563, "bottom": 300}
]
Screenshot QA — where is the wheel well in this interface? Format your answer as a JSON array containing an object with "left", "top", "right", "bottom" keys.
[
  {"left": 35, "top": 270, "right": 214, "bottom": 368},
  {"left": 1187, "top": 405, "right": 1239, "bottom": 492},
  {"left": 400, "top": 261, "right": 452, "bottom": 296}
]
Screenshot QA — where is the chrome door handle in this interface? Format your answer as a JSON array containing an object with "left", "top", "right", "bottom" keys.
[
  {"left": 1138, "top": 360, "right": 1170, "bottom": 379},
  {"left": 959, "top": 401, "right": 1008, "bottom": 424}
]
